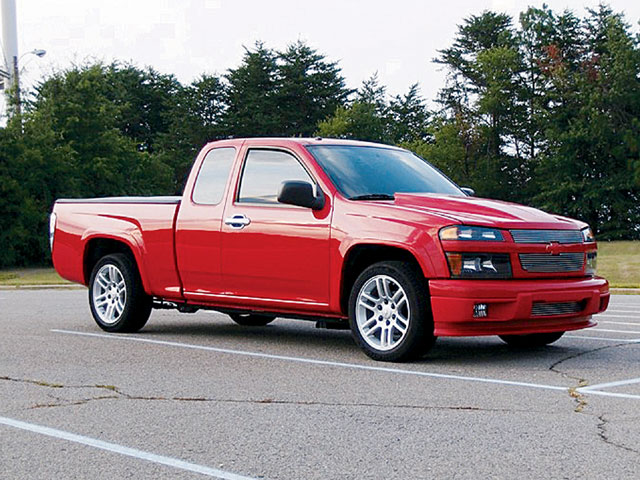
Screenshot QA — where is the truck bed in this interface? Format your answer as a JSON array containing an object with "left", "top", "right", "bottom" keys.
[
  {"left": 56, "top": 196, "right": 181, "bottom": 205},
  {"left": 52, "top": 197, "right": 183, "bottom": 299}
]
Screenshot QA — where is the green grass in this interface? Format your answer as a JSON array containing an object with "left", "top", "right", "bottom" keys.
[
  {"left": 597, "top": 241, "right": 640, "bottom": 288},
  {"left": 0, "top": 240, "right": 638, "bottom": 288},
  {"left": 0, "top": 268, "right": 72, "bottom": 286}
]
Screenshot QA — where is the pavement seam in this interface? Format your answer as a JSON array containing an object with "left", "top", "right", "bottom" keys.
[
  {"left": 548, "top": 345, "right": 640, "bottom": 456},
  {"left": 2, "top": 374, "right": 526, "bottom": 413},
  {"left": 596, "top": 414, "right": 640, "bottom": 455},
  {"left": 548, "top": 341, "right": 639, "bottom": 412}
]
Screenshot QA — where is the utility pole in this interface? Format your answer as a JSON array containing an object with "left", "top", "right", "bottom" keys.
[{"left": 1, "top": 0, "right": 19, "bottom": 115}]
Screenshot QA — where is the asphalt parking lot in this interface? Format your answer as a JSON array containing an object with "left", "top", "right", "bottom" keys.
[{"left": 1, "top": 289, "right": 639, "bottom": 479}]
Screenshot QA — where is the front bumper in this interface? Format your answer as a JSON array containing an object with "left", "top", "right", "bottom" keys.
[{"left": 429, "top": 277, "right": 609, "bottom": 337}]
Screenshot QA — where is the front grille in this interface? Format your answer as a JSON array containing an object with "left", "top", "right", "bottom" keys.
[
  {"left": 531, "top": 301, "right": 583, "bottom": 316},
  {"left": 519, "top": 253, "right": 584, "bottom": 273},
  {"left": 510, "top": 229, "right": 583, "bottom": 244}
]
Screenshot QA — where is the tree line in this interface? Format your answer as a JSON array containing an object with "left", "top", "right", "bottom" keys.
[{"left": 0, "top": 4, "right": 638, "bottom": 267}]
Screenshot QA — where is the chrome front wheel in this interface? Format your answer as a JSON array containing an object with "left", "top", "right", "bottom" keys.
[{"left": 355, "top": 275, "right": 410, "bottom": 351}]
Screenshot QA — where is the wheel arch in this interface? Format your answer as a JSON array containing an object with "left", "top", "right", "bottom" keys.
[
  {"left": 83, "top": 237, "right": 149, "bottom": 293},
  {"left": 340, "top": 243, "right": 428, "bottom": 315}
]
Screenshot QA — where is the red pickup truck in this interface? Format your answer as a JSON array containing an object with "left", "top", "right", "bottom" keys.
[{"left": 51, "top": 138, "right": 609, "bottom": 361}]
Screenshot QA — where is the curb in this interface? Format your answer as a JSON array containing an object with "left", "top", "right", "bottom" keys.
[{"left": 610, "top": 288, "right": 640, "bottom": 295}]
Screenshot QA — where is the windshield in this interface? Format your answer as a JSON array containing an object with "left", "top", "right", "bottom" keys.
[{"left": 305, "top": 145, "right": 463, "bottom": 199}]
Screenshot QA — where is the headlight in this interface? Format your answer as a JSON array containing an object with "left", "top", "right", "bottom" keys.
[
  {"left": 446, "top": 252, "right": 512, "bottom": 279},
  {"left": 581, "top": 227, "right": 595, "bottom": 243},
  {"left": 586, "top": 250, "right": 597, "bottom": 276},
  {"left": 49, "top": 212, "right": 57, "bottom": 251},
  {"left": 439, "top": 226, "right": 504, "bottom": 242}
]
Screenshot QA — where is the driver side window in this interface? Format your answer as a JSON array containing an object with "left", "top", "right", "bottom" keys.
[{"left": 238, "top": 149, "right": 313, "bottom": 204}]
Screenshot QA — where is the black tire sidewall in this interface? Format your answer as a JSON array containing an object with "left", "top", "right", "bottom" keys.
[{"left": 348, "top": 261, "right": 433, "bottom": 362}]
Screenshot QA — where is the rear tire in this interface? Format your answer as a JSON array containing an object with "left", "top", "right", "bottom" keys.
[
  {"left": 229, "top": 313, "right": 276, "bottom": 327},
  {"left": 89, "top": 253, "right": 152, "bottom": 332},
  {"left": 348, "top": 261, "right": 436, "bottom": 362},
  {"left": 499, "top": 331, "right": 564, "bottom": 348}
]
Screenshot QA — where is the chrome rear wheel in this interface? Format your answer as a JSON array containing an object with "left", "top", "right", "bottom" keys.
[{"left": 92, "top": 264, "right": 127, "bottom": 325}]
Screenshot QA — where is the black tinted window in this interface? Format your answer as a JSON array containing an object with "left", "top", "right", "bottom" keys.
[
  {"left": 192, "top": 147, "right": 236, "bottom": 204},
  {"left": 238, "top": 150, "right": 312, "bottom": 204},
  {"left": 306, "top": 145, "right": 462, "bottom": 198}
]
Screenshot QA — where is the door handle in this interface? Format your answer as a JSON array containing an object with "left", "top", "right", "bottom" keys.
[{"left": 224, "top": 214, "right": 251, "bottom": 229}]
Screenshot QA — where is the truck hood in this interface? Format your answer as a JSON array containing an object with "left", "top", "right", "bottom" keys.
[{"left": 393, "top": 193, "right": 585, "bottom": 230}]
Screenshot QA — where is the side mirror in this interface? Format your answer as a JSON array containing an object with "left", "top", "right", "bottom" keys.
[
  {"left": 278, "top": 181, "right": 325, "bottom": 210},
  {"left": 461, "top": 187, "right": 475, "bottom": 197}
]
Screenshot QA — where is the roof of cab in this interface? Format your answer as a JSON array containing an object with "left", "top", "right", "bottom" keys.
[{"left": 203, "top": 137, "right": 405, "bottom": 150}]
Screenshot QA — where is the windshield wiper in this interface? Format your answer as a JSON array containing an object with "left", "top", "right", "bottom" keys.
[{"left": 348, "top": 193, "right": 395, "bottom": 201}]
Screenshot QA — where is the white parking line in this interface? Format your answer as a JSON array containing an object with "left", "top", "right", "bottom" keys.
[
  {"left": 595, "top": 314, "right": 640, "bottom": 319},
  {"left": 0, "top": 416, "right": 258, "bottom": 479},
  {"left": 564, "top": 335, "right": 640, "bottom": 343},
  {"left": 51, "top": 329, "right": 568, "bottom": 393},
  {"left": 592, "top": 328, "right": 640, "bottom": 334},
  {"left": 603, "top": 310, "right": 640, "bottom": 314},
  {"left": 580, "top": 377, "right": 640, "bottom": 391},
  {"left": 599, "top": 321, "right": 640, "bottom": 326},
  {"left": 577, "top": 377, "right": 640, "bottom": 400}
]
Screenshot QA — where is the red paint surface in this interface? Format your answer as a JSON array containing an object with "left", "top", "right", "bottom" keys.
[{"left": 51, "top": 138, "right": 610, "bottom": 335}]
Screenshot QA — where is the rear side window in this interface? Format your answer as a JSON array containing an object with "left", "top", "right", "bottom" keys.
[
  {"left": 238, "top": 149, "right": 313, "bottom": 204},
  {"left": 192, "top": 147, "right": 236, "bottom": 205}
]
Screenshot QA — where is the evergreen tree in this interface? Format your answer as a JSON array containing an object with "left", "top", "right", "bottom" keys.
[
  {"left": 534, "top": 6, "right": 640, "bottom": 238},
  {"left": 155, "top": 74, "right": 227, "bottom": 192},
  {"left": 317, "top": 74, "right": 390, "bottom": 143},
  {"left": 276, "top": 41, "right": 350, "bottom": 136},
  {"left": 434, "top": 11, "right": 528, "bottom": 201},
  {"left": 222, "top": 42, "right": 280, "bottom": 136},
  {"left": 103, "top": 64, "right": 183, "bottom": 153},
  {"left": 388, "top": 84, "right": 430, "bottom": 144}
]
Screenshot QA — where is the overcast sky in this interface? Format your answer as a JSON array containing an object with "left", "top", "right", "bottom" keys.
[{"left": 7, "top": 0, "right": 640, "bottom": 110}]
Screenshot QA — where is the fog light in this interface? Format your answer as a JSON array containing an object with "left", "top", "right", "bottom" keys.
[{"left": 473, "top": 303, "right": 488, "bottom": 318}]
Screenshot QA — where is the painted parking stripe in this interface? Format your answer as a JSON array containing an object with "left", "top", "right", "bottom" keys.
[
  {"left": 574, "top": 390, "right": 640, "bottom": 400},
  {"left": 52, "top": 329, "right": 568, "bottom": 393},
  {"left": 580, "top": 377, "right": 640, "bottom": 391},
  {"left": 595, "top": 314, "right": 640, "bottom": 319},
  {"left": 603, "top": 310, "right": 640, "bottom": 314},
  {"left": 577, "top": 377, "right": 640, "bottom": 400},
  {"left": 0, "top": 416, "right": 258, "bottom": 480},
  {"left": 564, "top": 335, "right": 640, "bottom": 343},
  {"left": 592, "top": 328, "right": 640, "bottom": 334},
  {"left": 599, "top": 321, "right": 640, "bottom": 327}
]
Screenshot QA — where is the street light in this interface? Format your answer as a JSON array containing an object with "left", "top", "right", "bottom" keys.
[
  {"left": 0, "top": 47, "right": 47, "bottom": 116},
  {"left": 20, "top": 49, "right": 46, "bottom": 61}
]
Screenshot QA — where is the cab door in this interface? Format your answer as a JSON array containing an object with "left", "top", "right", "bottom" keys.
[
  {"left": 175, "top": 146, "right": 238, "bottom": 297},
  {"left": 219, "top": 147, "right": 332, "bottom": 312}
]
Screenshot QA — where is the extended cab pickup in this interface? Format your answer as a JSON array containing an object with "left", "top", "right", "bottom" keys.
[{"left": 51, "top": 138, "right": 610, "bottom": 361}]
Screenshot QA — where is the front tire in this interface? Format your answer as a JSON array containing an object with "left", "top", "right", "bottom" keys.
[
  {"left": 89, "top": 253, "right": 152, "bottom": 332},
  {"left": 499, "top": 331, "right": 564, "bottom": 348},
  {"left": 348, "top": 261, "right": 435, "bottom": 362}
]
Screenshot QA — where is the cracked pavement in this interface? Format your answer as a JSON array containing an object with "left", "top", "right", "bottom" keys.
[{"left": 1, "top": 289, "right": 639, "bottom": 479}]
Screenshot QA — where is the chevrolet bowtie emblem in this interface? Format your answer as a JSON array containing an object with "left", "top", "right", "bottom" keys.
[{"left": 545, "top": 241, "right": 562, "bottom": 255}]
